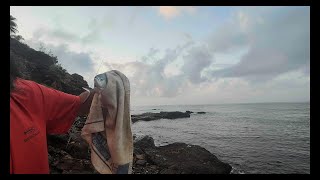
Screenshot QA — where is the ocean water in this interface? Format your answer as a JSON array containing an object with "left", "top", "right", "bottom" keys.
[{"left": 131, "top": 102, "right": 310, "bottom": 174}]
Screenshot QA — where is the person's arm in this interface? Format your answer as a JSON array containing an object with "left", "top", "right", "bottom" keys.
[
  {"left": 78, "top": 88, "right": 95, "bottom": 116},
  {"left": 35, "top": 83, "right": 94, "bottom": 134}
]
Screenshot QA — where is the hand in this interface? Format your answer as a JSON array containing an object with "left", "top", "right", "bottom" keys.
[{"left": 77, "top": 87, "right": 95, "bottom": 116}]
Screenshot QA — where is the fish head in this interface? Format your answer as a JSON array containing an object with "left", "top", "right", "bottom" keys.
[{"left": 94, "top": 73, "right": 108, "bottom": 90}]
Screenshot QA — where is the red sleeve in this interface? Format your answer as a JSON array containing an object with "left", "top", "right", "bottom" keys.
[{"left": 35, "top": 83, "right": 81, "bottom": 134}]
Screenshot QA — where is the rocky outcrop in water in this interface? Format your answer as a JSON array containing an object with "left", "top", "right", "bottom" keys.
[
  {"left": 186, "top": 111, "right": 194, "bottom": 114},
  {"left": 131, "top": 111, "right": 191, "bottom": 123}
]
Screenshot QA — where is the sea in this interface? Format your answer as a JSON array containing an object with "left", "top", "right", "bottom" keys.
[{"left": 131, "top": 102, "right": 310, "bottom": 174}]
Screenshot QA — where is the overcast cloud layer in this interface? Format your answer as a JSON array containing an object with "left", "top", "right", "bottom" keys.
[{"left": 10, "top": 6, "right": 310, "bottom": 106}]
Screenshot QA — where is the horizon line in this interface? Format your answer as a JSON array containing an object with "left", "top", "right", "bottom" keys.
[{"left": 131, "top": 101, "right": 310, "bottom": 107}]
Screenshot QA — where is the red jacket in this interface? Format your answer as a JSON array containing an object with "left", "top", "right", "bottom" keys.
[{"left": 10, "top": 79, "right": 81, "bottom": 174}]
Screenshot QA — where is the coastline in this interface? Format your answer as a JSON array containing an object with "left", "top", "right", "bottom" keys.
[{"left": 47, "top": 111, "right": 232, "bottom": 174}]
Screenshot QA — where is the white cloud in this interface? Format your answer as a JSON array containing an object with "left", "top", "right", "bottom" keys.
[
  {"left": 158, "top": 6, "right": 196, "bottom": 19},
  {"left": 208, "top": 6, "right": 310, "bottom": 82}
]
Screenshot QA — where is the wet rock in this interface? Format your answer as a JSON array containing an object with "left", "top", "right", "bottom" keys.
[
  {"left": 136, "top": 154, "right": 145, "bottom": 160},
  {"left": 134, "top": 136, "right": 156, "bottom": 149},
  {"left": 132, "top": 111, "right": 190, "bottom": 123},
  {"left": 159, "top": 111, "right": 190, "bottom": 119},
  {"left": 134, "top": 136, "right": 232, "bottom": 174},
  {"left": 136, "top": 160, "right": 147, "bottom": 166}
]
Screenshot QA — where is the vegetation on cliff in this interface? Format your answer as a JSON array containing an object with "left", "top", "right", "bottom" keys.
[{"left": 10, "top": 15, "right": 89, "bottom": 95}]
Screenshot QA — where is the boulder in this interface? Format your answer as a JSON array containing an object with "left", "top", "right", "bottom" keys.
[{"left": 133, "top": 136, "right": 232, "bottom": 174}]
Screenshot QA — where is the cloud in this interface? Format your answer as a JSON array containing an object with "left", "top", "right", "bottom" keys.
[
  {"left": 31, "top": 17, "right": 104, "bottom": 46},
  {"left": 48, "top": 44, "right": 94, "bottom": 74},
  {"left": 99, "top": 7, "right": 309, "bottom": 101},
  {"left": 103, "top": 42, "right": 194, "bottom": 97},
  {"left": 207, "top": 22, "right": 248, "bottom": 53},
  {"left": 211, "top": 47, "right": 289, "bottom": 80},
  {"left": 25, "top": 39, "right": 95, "bottom": 82},
  {"left": 208, "top": 7, "right": 310, "bottom": 82},
  {"left": 99, "top": 40, "right": 217, "bottom": 98},
  {"left": 158, "top": 6, "right": 196, "bottom": 19},
  {"left": 141, "top": 48, "right": 160, "bottom": 64},
  {"left": 181, "top": 45, "right": 214, "bottom": 83}
]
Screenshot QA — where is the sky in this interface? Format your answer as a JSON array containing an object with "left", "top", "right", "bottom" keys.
[{"left": 10, "top": 6, "right": 310, "bottom": 106}]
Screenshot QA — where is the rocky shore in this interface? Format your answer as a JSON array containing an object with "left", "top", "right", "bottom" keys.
[{"left": 47, "top": 112, "right": 231, "bottom": 174}]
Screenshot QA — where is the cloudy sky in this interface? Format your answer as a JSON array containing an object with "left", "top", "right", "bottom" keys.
[{"left": 10, "top": 6, "right": 310, "bottom": 106}]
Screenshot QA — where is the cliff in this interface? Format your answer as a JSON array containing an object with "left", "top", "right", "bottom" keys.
[{"left": 10, "top": 37, "right": 89, "bottom": 95}]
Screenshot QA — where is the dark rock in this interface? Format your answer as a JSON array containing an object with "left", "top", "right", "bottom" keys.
[
  {"left": 159, "top": 111, "right": 190, "bottom": 119},
  {"left": 65, "top": 134, "right": 90, "bottom": 160},
  {"left": 136, "top": 154, "right": 145, "bottom": 160},
  {"left": 134, "top": 146, "right": 145, "bottom": 155},
  {"left": 71, "top": 116, "right": 87, "bottom": 131},
  {"left": 136, "top": 160, "right": 147, "bottom": 166},
  {"left": 47, "top": 134, "right": 69, "bottom": 149},
  {"left": 47, "top": 133, "right": 89, "bottom": 160},
  {"left": 48, "top": 145, "right": 96, "bottom": 174},
  {"left": 55, "top": 157, "right": 94, "bottom": 173},
  {"left": 197, "top": 112, "right": 206, "bottom": 114},
  {"left": 160, "top": 168, "right": 178, "bottom": 174},
  {"left": 134, "top": 136, "right": 156, "bottom": 149},
  {"left": 186, "top": 111, "right": 194, "bottom": 114},
  {"left": 134, "top": 136, "right": 232, "bottom": 174},
  {"left": 132, "top": 111, "right": 190, "bottom": 123}
]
